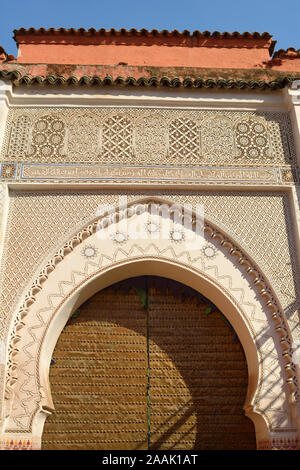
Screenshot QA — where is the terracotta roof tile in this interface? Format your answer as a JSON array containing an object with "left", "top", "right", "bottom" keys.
[
  {"left": 273, "top": 48, "right": 300, "bottom": 59},
  {"left": 0, "top": 68, "right": 297, "bottom": 90},
  {"left": 13, "top": 27, "right": 273, "bottom": 40}
]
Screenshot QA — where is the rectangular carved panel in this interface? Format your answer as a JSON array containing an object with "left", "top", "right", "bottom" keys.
[{"left": 1, "top": 108, "right": 297, "bottom": 168}]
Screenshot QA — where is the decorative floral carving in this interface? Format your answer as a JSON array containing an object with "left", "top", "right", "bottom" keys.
[
  {"left": 67, "top": 114, "right": 100, "bottom": 162},
  {"left": 145, "top": 221, "right": 160, "bottom": 234},
  {"left": 3, "top": 199, "right": 297, "bottom": 437},
  {"left": 111, "top": 231, "right": 128, "bottom": 244},
  {"left": 135, "top": 115, "right": 168, "bottom": 164},
  {"left": 81, "top": 245, "right": 98, "bottom": 260},
  {"left": 281, "top": 169, "right": 298, "bottom": 183},
  {"left": 235, "top": 118, "right": 271, "bottom": 161},
  {"left": 170, "top": 230, "right": 184, "bottom": 242},
  {"left": 6, "top": 114, "right": 31, "bottom": 159},
  {"left": 1, "top": 108, "right": 297, "bottom": 166},
  {"left": 200, "top": 117, "right": 236, "bottom": 161},
  {"left": 202, "top": 243, "right": 217, "bottom": 259}
]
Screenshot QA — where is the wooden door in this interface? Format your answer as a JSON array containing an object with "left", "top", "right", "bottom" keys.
[{"left": 42, "top": 276, "right": 256, "bottom": 450}]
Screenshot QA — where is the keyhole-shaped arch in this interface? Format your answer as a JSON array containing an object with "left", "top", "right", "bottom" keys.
[{"left": 2, "top": 197, "right": 298, "bottom": 450}]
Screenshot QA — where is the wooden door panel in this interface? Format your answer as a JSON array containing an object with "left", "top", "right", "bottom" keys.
[
  {"left": 148, "top": 285, "right": 256, "bottom": 450},
  {"left": 42, "top": 277, "right": 256, "bottom": 450},
  {"left": 42, "top": 288, "right": 148, "bottom": 450}
]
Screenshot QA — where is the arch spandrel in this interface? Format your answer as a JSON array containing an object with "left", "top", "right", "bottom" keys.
[{"left": 1, "top": 197, "right": 299, "bottom": 450}]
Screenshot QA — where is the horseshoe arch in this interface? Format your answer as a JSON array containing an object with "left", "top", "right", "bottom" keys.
[{"left": 2, "top": 197, "right": 299, "bottom": 450}]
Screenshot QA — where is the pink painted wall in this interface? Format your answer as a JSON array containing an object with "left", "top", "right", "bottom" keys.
[
  {"left": 13, "top": 32, "right": 300, "bottom": 72},
  {"left": 15, "top": 34, "right": 272, "bottom": 69},
  {"left": 17, "top": 43, "right": 273, "bottom": 68},
  {"left": 268, "top": 58, "right": 300, "bottom": 71}
]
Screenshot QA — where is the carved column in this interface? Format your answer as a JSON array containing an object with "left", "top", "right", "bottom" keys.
[{"left": 285, "top": 81, "right": 300, "bottom": 443}]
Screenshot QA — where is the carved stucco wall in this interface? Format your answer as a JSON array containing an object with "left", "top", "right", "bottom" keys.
[
  {"left": 0, "top": 183, "right": 5, "bottom": 259},
  {"left": 1, "top": 197, "right": 298, "bottom": 451},
  {"left": 0, "top": 182, "right": 6, "bottom": 319},
  {"left": 0, "top": 101, "right": 300, "bottom": 449},
  {"left": 0, "top": 198, "right": 296, "bottom": 431},
  {"left": 0, "top": 189, "right": 299, "bottom": 341}
]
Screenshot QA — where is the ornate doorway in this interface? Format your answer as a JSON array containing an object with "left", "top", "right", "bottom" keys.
[{"left": 42, "top": 276, "right": 256, "bottom": 450}]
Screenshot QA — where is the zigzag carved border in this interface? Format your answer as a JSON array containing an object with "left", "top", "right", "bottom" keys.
[{"left": 4, "top": 199, "right": 298, "bottom": 426}]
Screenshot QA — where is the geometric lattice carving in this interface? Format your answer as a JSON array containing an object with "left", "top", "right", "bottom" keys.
[
  {"left": 235, "top": 119, "right": 270, "bottom": 160},
  {"left": 200, "top": 117, "right": 236, "bottom": 160},
  {"left": 0, "top": 182, "right": 5, "bottom": 250},
  {"left": 6, "top": 114, "right": 31, "bottom": 159},
  {"left": 169, "top": 119, "right": 199, "bottom": 160},
  {"left": 272, "top": 122, "right": 294, "bottom": 165},
  {"left": 1, "top": 108, "right": 298, "bottom": 166},
  {"left": 28, "top": 115, "right": 66, "bottom": 161},
  {"left": 102, "top": 115, "right": 133, "bottom": 160}
]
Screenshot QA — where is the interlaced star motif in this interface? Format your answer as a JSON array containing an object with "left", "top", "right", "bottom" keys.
[
  {"left": 111, "top": 231, "right": 128, "bottom": 244},
  {"left": 202, "top": 243, "right": 217, "bottom": 259},
  {"left": 145, "top": 221, "right": 160, "bottom": 234},
  {"left": 170, "top": 230, "right": 184, "bottom": 242}
]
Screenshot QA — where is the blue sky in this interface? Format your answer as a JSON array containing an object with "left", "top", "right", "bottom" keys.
[{"left": 1, "top": 0, "right": 299, "bottom": 57}]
